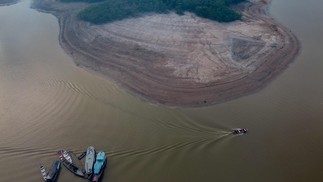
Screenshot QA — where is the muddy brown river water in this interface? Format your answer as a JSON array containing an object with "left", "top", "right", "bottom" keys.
[{"left": 0, "top": 0, "right": 322, "bottom": 181}]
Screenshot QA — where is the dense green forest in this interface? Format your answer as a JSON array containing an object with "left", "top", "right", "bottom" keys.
[
  {"left": 61, "top": 0, "right": 246, "bottom": 24},
  {"left": 60, "top": 0, "right": 104, "bottom": 2}
]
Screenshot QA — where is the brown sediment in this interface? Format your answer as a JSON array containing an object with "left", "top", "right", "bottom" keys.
[{"left": 32, "top": 0, "right": 300, "bottom": 107}]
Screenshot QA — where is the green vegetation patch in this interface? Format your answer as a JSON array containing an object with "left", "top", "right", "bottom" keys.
[
  {"left": 73, "top": 0, "right": 246, "bottom": 24},
  {"left": 59, "top": 0, "right": 105, "bottom": 3}
]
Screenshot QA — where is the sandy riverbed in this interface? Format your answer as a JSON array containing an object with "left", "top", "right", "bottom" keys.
[{"left": 31, "top": 0, "right": 300, "bottom": 107}]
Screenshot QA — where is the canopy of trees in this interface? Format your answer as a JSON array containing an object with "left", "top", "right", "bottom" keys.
[
  {"left": 60, "top": 0, "right": 104, "bottom": 2},
  {"left": 61, "top": 0, "right": 246, "bottom": 24}
]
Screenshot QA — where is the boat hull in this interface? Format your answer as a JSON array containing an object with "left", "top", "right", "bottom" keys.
[
  {"left": 45, "top": 160, "right": 61, "bottom": 182},
  {"left": 57, "top": 150, "right": 72, "bottom": 163},
  {"left": 92, "top": 151, "right": 107, "bottom": 182},
  {"left": 85, "top": 146, "right": 96, "bottom": 177},
  {"left": 232, "top": 128, "right": 248, "bottom": 135},
  {"left": 58, "top": 149, "right": 87, "bottom": 179},
  {"left": 92, "top": 158, "right": 107, "bottom": 182},
  {"left": 61, "top": 159, "right": 87, "bottom": 178},
  {"left": 40, "top": 164, "right": 47, "bottom": 181}
]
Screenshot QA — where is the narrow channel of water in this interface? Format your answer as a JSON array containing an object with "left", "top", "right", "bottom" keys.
[{"left": 0, "top": 0, "right": 322, "bottom": 181}]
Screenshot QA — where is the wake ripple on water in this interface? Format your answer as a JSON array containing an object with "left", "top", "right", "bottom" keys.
[
  {"left": 0, "top": 146, "right": 58, "bottom": 157},
  {"left": 109, "top": 134, "right": 230, "bottom": 159},
  {"left": 41, "top": 79, "right": 97, "bottom": 99}
]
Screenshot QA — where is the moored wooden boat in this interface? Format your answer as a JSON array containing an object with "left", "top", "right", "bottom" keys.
[
  {"left": 57, "top": 149, "right": 87, "bottom": 179},
  {"left": 61, "top": 158, "right": 87, "bottom": 178},
  {"left": 92, "top": 151, "right": 107, "bottom": 182},
  {"left": 78, "top": 151, "right": 86, "bottom": 160},
  {"left": 39, "top": 164, "right": 47, "bottom": 181},
  {"left": 85, "top": 146, "right": 96, "bottom": 178},
  {"left": 57, "top": 150, "right": 72, "bottom": 163},
  {"left": 44, "top": 160, "right": 61, "bottom": 182}
]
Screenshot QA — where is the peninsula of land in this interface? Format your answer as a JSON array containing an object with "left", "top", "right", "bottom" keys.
[{"left": 32, "top": 0, "right": 300, "bottom": 107}]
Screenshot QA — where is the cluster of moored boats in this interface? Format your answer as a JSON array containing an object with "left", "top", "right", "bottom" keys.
[
  {"left": 40, "top": 146, "right": 106, "bottom": 182},
  {"left": 39, "top": 129, "right": 246, "bottom": 182}
]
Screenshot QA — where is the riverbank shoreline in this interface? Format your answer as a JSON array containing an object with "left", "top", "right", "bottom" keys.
[{"left": 31, "top": 0, "right": 300, "bottom": 107}]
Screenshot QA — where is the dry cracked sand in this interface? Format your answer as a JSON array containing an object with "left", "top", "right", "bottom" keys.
[{"left": 32, "top": 0, "right": 300, "bottom": 107}]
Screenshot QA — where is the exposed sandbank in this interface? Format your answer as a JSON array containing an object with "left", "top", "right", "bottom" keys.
[{"left": 32, "top": 0, "right": 300, "bottom": 107}]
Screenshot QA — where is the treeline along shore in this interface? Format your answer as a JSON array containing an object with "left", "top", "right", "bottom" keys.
[
  {"left": 65, "top": 0, "right": 245, "bottom": 24},
  {"left": 31, "top": 0, "right": 300, "bottom": 107}
]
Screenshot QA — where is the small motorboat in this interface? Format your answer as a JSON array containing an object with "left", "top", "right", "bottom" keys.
[
  {"left": 61, "top": 158, "right": 87, "bottom": 178},
  {"left": 232, "top": 128, "right": 248, "bottom": 135},
  {"left": 58, "top": 149, "right": 87, "bottom": 178},
  {"left": 78, "top": 151, "right": 86, "bottom": 160},
  {"left": 85, "top": 146, "right": 96, "bottom": 178},
  {"left": 57, "top": 150, "right": 73, "bottom": 163},
  {"left": 92, "top": 151, "right": 107, "bottom": 182},
  {"left": 40, "top": 164, "right": 47, "bottom": 181},
  {"left": 45, "top": 160, "right": 61, "bottom": 182}
]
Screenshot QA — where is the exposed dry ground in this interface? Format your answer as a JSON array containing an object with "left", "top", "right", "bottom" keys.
[{"left": 32, "top": 0, "right": 300, "bottom": 107}]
